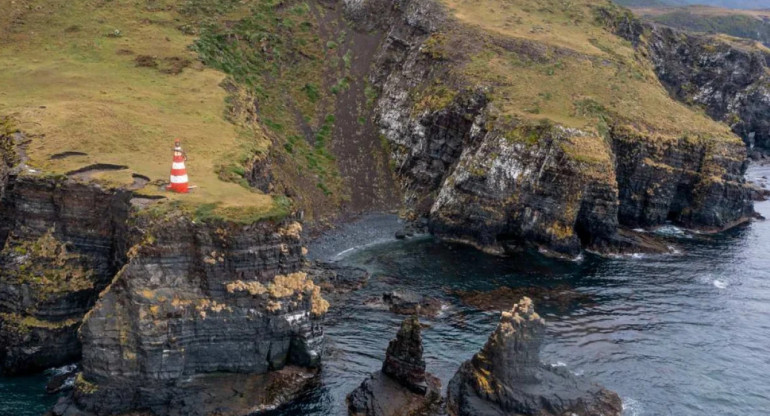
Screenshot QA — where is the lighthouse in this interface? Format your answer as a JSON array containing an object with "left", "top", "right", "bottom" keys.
[{"left": 167, "top": 139, "right": 189, "bottom": 193}]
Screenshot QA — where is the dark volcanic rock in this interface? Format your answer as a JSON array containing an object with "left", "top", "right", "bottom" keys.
[
  {"left": 601, "top": 5, "right": 770, "bottom": 150},
  {"left": 382, "top": 315, "right": 428, "bottom": 395},
  {"left": 348, "top": 316, "right": 441, "bottom": 416},
  {"left": 53, "top": 217, "right": 328, "bottom": 416},
  {"left": 346, "top": 0, "right": 754, "bottom": 257},
  {"left": 447, "top": 297, "right": 622, "bottom": 416}
]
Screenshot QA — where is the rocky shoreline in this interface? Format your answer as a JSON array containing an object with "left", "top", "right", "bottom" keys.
[{"left": 346, "top": 299, "right": 622, "bottom": 416}]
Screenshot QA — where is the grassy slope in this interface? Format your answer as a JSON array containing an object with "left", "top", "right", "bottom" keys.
[
  {"left": 0, "top": 0, "right": 282, "bottom": 222},
  {"left": 435, "top": 0, "right": 740, "bottom": 170},
  {"left": 190, "top": 0, "right": 350, "bottom": 218},
  {"left": 442, "top": 0, "right": 734, "bottom": 135}
]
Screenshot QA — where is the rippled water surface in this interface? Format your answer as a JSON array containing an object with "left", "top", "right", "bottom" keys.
[{"left": 4, "top": 167, "right": 770, "bottom": 416}]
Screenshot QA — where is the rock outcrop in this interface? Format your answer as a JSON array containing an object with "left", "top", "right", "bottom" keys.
[
  {"left": 52, "top": 217, "right": 327, "bottom": 416},
  {"left": 0, "top": 117, "right": 18, "bottom": 200},
  {"left": 348, "top": 315, "right": 441, "bottom": 416},
  {"left": 447, "top": 297, "right": 622, "bottom": 416},
  {"left": 0, "top": 176, "right": 132, "bottom": 375}
]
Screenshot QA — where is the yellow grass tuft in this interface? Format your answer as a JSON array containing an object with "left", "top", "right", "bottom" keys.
[{"left": 225, "top": 280, "right": 268, "bottom": 296}]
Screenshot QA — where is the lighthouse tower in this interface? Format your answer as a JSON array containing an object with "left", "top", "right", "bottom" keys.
[{"left": 167, "top": 139, "right": 189, "bottom": 193}]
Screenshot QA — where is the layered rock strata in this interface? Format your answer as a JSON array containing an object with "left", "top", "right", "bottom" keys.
[
  {"left": 348, "top": 315, "right": 441, "bottom": 416},
  {"left": 447, "top": 297, "right": 622, "bottom": 416},
  {"left": 53, "top": 217, "right": 327, "bottom": 416},
  {"left": 0, "top": 176, "right": 132, "bottom": 375}
]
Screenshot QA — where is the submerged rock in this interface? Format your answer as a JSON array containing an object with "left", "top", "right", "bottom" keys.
[
  {"left": 382, "top": 290, "right": 442, "bottom": 318},
  {"left": 348, "top": 315, "right": 441, "bottom": 416},
  {"left": 307, "top": 261, "right": 370, "bottom": 295},
  {"left": 447, "top": 297, "right": 622, "bottom": 416},
  {"left": 46, "top": 364, "right": 79, "bottom": 395}
]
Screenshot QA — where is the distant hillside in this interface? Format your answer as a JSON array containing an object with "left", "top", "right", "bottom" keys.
[
  {"left": 631, "top": 6, "right": 770, "bottom": 45},
  {"left": 615, "top": 0, "right": 770, "bottom": 8}
]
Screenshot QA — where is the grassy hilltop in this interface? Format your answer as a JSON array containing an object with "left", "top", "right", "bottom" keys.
[{"left": 0, "top": 0, "right": 281, "bottom": 221}]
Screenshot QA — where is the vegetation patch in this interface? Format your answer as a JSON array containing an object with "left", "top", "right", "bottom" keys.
[{"left": 0, "top": 230, "right": 94, "bottom": 299}]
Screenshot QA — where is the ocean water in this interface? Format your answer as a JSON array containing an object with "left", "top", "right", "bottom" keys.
[{"left": 4, "top": 166, "right": 770, "bottom": 415}]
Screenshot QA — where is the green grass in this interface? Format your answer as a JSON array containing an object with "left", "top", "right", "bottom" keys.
[{"left": 191, "top": 0, "right": 347, "bottom": 213}]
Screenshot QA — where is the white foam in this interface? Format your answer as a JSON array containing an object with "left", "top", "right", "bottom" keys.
[
  {"left": 622, "top": 397, "right": 643, "bottom": 416},
  {"left": 713, "top": 279, "right": 728, "bottom": 289},
  {"left": 654, "top": 225, "right": 688, "bottom": 237},
  {"left": 48, "top": 363, "right": 78, "bottom": 376}
]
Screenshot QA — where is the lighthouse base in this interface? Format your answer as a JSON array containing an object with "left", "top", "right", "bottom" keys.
[{"left": 167, "top": 183, "right": 189, "bottom": 193}]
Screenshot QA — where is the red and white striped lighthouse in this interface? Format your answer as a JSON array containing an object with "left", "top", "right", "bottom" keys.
[{"left": 167, "top": 139, "right": 189, "bottom": 193}]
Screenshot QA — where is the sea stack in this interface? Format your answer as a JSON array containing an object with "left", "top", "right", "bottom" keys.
[
  {"left": 447, "top": 297, "right": 622, "bottom": 416},
  {"left": 348, "top": 315, "right": 441, "bottom": 416}
]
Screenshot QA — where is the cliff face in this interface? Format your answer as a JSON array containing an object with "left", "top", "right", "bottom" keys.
[
  {"left": 612, "top": 126, "right": 753, "bottom": 230},
  {"left": 1, "top": 124, "right": 329, "bottom": 414},
  {"left": 348, "top": 0, "right": 754, "bottom": 257},
  {"left": 0, "top": 176, "right": 132, "bottom": 375},
  {"left": 61, "top": 216, "right": 326, "bottom": 416},
  {"left": 648, "top": 28, "right": 770, "bottom": 150},
  {"left": 447, "top": 297, "right": 622, "bottom": 416}
]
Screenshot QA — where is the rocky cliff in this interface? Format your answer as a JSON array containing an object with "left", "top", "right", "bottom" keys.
[
  {"left": 50, "top": 216, "right": 327, "bottom": 416},
  {"left": 0, "top": 117, "right": 17, "bottom": 201},
  {"left": 1, "top": 120, "right": 330, "bottom": 414},
  {"left": 346, "top": 0, "right": 754, "bottom": 257},
  {"left": 447, "top": 297, "right": 622, "bottom": 416},
  {"left": 0, "top": 175, "right": 132, "bottom": 375}
]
